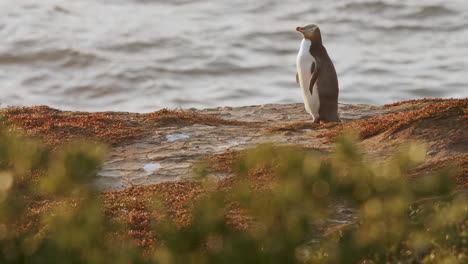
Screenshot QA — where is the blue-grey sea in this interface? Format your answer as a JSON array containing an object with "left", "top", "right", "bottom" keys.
[{"left": 0, "top": 0, "right": 467, "bottom": 112}]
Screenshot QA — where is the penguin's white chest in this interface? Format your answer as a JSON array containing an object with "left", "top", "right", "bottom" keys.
[{"left": 296, "top": 39, "right": 320, "bottom": 121}]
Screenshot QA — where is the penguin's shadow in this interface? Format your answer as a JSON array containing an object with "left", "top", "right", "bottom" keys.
[{"left": 263, "top": 121, "right": 341, "bottom": 134}]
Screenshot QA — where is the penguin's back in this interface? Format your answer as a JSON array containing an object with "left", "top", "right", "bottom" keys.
[{"left": 314, "top": 48, "right": 340, "bottom": 122}]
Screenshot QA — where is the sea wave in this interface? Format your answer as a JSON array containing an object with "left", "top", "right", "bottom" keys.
[{"left": 0, "top": 0, "right": 466, "bottom": 112}]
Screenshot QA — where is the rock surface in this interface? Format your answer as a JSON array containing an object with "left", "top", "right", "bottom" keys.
[{"left": 95, "top": 103, "right": 397, "bottom": 191}]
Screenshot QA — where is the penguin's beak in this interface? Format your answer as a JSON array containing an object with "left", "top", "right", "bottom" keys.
[{"left": 296, "top": 27, "right": 305, "bottom": 32}]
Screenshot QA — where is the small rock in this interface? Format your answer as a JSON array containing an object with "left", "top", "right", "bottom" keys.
[
  {"left": 427, "top": 150, "right": 438, "bottom": 156},
  {"left": 166, "top": 133, "right": 190, "bottom": 142},
  {"left": 327, "top": 219, "right": 351, "bottom": 224},
  {"left": 339, "top": 209, "right": 354, "bottom": 215},
  {"left": 143, "top": 163, "right": 162, "bottom": 173}
]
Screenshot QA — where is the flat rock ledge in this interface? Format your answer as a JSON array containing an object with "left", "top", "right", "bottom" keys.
[{"left": 95, "top": 103, "right": 396, "bottom": 191}]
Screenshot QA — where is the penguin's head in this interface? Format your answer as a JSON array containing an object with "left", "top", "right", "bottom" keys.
[{"left": 296, "top": 24, "right": 322, "bottom": 44}]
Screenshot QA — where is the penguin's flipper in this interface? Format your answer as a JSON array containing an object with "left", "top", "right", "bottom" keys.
[
  {"left": 309, "top": 60, "right": 320, "bottom": 95},
  {"left": 296, "top": 72, "right": 299, "bottom": 84}
]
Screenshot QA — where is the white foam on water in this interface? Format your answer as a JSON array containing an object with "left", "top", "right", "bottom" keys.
[
  {"left": 166, "top": 133, "right": 190, "bottom": 142},
  {"left": 143, "top": 163, "right": 162, "bottom": 173}
]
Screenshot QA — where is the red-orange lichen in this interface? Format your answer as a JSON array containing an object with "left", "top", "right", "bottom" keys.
[
  {"left": 0, "top": 106, "right": 258, "bottom": 147},
  {"left": 455, "top": 155, "right": 468, "bottom": 188},
  {"left": 204, "top": 151, "right": 243, "bottom": 174},
  {"left": 1, "top": 106, "right": 145, "bottom": 146},
  {"left": 321, "top": 98, "right": 467, "bottom": 140},
  {"left": 21, "top": 148, "right": 467, "bottom": 251},
  {"left": 139, "top": 109, "right": 257, "bottom": 127},
  {"left": 383, "top": 98, "right": 448, "bottom": 108},
  {"left": 99, "top": 164, "right": 273, "bottom": 249},
  {"left": 406, "top": 154, "right": 468, "bottom": 192},
  {"left": 101, "top": 181, "right": 203, "bottom": 249}
]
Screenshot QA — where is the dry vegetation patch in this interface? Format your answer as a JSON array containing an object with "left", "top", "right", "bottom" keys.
[
  {"left": 19, "top": 147, "right": 467, "bottom": 252},
  {"left": 139, "top": 109, "right": 258, "bottom": 127},
  {"left": 406, "top": 154, "right": 468, "bottom": 187},
  {"left": 383, "top": 98, "right": 449, "bottom": 108},
  {"left": 96, "top": 148, "right": 296, "bottom": 249},
  {"left": 97, "top": 166, "right": 274, "bottom": 248},
  {"left": 101, "top": 182, "right": 203, "bottom": 249},
  {"left": 319, "top": 99, "right": 467, "bottom": 187},
  {"left": 320, "top": 98, "right": 467, "bottom": 141},
  {"left": 0, "top": 106, "right": 258, "bottom": 147},
  {"left": 1, "top": 106, "right": 145, "bottom": 146},
  {"left": 203, "top": 151, "right": 244, "bottom": 174}
]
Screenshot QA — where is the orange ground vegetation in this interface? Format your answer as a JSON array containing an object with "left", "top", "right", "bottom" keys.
[
  {"left": 139, "top": 109, "right": 258, "bottom": 127},
  {"left": 406, "top": 154, "right": 467, "bottom": 189},
  {"left": 22, "top": 149, "right": 466, "bottom": 252},
  {"left": 21, "top": 149, "right": 275, "bottom": 251},
  {"left": 320, "top": 98, "right": 467, "bottom": 140},
  {"left": 1, "top": 106, "right": 255, "bottom": 146},
  {"left": 203, "top": 151, "right": 244, "bottom": 174},
  {"left": 101, "top": 182, "right": 203, "bottom": 249},
  {"left": 1, "top": 106, "right": 145, "bottom": 146},
  {"left": 383, "top": 98, "right": 449, "bottom": 108},
  {"left": 457, "top": 155, "right": 468, "bottom": 188},
  {"left": 81, "top": 148, "right": 468, "bottom": 249}
]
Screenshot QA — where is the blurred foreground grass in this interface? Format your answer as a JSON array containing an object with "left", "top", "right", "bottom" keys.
[{"left": 0, "top": 125, "right": 466, "bottom": 263}]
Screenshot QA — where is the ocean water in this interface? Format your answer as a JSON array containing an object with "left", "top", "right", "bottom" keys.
[{"left": 0, "top": 0, "right": 467, "bottom": 112}]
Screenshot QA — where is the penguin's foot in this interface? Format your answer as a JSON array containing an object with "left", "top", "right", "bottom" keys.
[{"left": 320, "top": 118, "right": 341, "bottom": 124}]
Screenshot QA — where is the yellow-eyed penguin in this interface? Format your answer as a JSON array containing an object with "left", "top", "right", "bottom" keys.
[{"left": 296, "top": 24, "right": 340, "bottom": 123}]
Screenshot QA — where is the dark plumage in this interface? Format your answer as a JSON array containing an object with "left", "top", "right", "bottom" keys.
[{"left": 296, "top": 25, "right": 340, "bottom": 122}]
